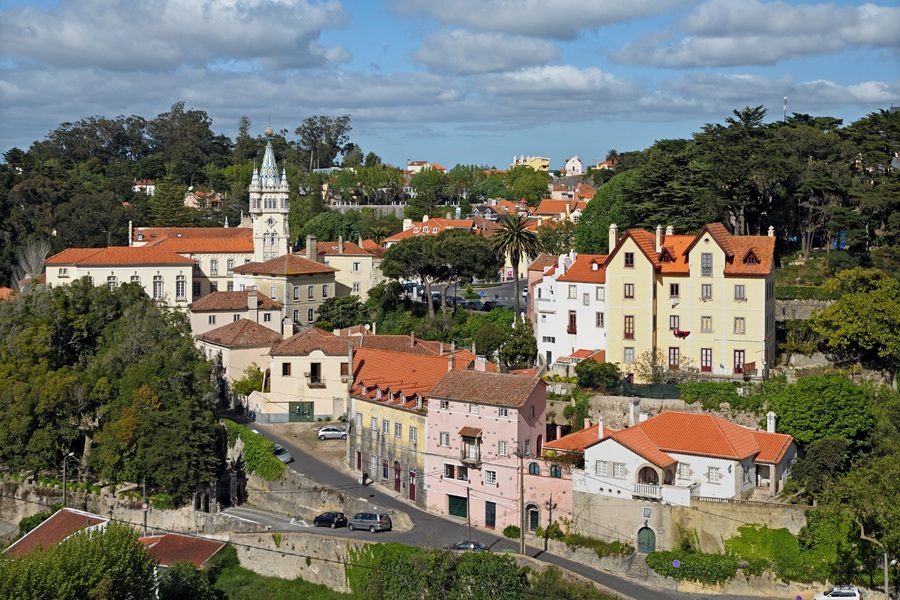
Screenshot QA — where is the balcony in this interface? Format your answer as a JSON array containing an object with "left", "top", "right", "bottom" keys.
[
  {"left": 633, "top": 483, "right": 661, "bottom": 499},
  {"left": 567, "top": 325, "right": 577, "bottom": 335}
]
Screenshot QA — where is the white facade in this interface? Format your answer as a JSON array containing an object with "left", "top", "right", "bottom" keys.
[
  {"left": 564, "top": 156, "right": 583, "bottom": 176},
  {"left": 46, "top": 261, "right": 193, "bottom": 308},
  {"left": 249, "top": 139, "right": 291, "bottom": 262},
  {"left": 533, "top": 252, "right": 608, "bottom": 366}
]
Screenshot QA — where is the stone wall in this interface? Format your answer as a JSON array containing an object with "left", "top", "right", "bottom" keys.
[
  {"left": 775, "top": 299, "right": 833, "bottom": 321},
  {"left": 582, "top": 395, "right": 761, "bottom": 429},
  {"left": 245, "top": 469, "right": 413, "bottom": 532}
]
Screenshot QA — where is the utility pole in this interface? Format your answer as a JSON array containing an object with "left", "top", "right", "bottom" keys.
[
  {"left": 515, "top": 448, "right": 526, "bottom": 555},
  {"left": 142, "top": 477, "right": 148, "bottom": 536},
  {"left": 544, "top": 494, "right": 557, "bottom": 552},
  {"left": 466, "top": 486, "right": 472, "bottom": 543},
  {"left": 62, "top": 452, "right": 74, "bottom": 508}
]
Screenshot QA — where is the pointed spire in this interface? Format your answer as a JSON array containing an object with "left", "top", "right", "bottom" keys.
[
  {"left": 280, "top": 167, "right": 288, "bottom": 189},
  {"left": 260, "top": 140, "right": 278, "bottom": 188},
  {"left": 224, "top": 216, "right": 229, "bottom": 228}
]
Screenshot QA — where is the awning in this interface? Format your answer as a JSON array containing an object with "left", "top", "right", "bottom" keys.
[{"left": 458, "top": 426, "right": 482, "bottom": 438}]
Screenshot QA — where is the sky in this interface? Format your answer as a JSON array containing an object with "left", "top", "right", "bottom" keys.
[{"left": 0, "top": 0, "right": 898, "bottom": 169}]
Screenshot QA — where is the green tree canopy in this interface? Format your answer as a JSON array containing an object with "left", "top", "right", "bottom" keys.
[{"left": 315, "top": 295, "right": 370, "bottom": 330}]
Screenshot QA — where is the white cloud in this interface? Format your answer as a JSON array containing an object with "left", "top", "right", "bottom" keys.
[
  {"left": 412, "top": 30, "right": 559, "bottom": 75},
  {"left": 392, "top": 0, "right": 680, "bottom": 39},
  {"left": 612, "top": 0, "right": 900, "bottom": 67},
  {"left": 482, "top": 65, "right": 635, "bottom": 99},
  {"left": 0, "top": 0, "right": 349, "bottom": 71}
]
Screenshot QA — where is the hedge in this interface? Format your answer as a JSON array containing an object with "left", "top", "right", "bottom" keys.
[
  {"left": 678, "top": 382, "right": 765, "bottom": 415},
  {"left": 645, "top": 550, "right": 739, "bottom": 584},
  {"left": 223, "top": 420, "right": 285, "bottom": 481}
]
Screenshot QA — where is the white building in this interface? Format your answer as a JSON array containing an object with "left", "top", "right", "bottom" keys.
[
  {"left": 564, "top": 156, "right": 583, "bottom": 176},
  {"left": 187, "top": 288, "right": 283, "bottom": 337},
  {"left": 574, "top": 407, "right": 796, "bottom": 506},
  {"left": 533, "top": 251, "right": 608, "bottom": 367}
]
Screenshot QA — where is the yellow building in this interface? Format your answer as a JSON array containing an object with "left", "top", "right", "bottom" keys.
[
  {"left": 510, "top": 155, "right": 551, "bottom": 172},
  {"left": 604, "top": 223, "right": 776, "bottom": 381},
  {"left": 306, "top": 236, "right": 385, "bottom": 300}
]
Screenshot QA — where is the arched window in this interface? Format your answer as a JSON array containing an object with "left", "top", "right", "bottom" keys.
[
  {"left": 549, "top": 465, "right": 562, "bottom": 478},
  {"left": 528, "top": 462, "right": 540, "bottom": 476}
]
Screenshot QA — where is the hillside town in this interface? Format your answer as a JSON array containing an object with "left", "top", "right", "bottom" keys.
[{"left": 1, "top": 1, "right": 898, "bottom": 596}]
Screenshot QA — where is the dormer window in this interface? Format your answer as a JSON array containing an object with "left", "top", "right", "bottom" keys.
[
  {"left": 743, "top": 250, "right": 760, "bottom": 265},
  {"left": 423, "top": 226, "right": 430, "bottom": 233},
  {"left": 660, "top": 250, "right": 675, "bottom": 263},
  {"left": 413, "top": 227, "right": 420, "bottom": 233}
]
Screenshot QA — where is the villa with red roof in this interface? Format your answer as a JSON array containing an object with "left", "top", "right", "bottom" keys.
[
  {"left": 574, "top": 409, "right": 795, "bottom": 507},
  {"left": 532, "top": 250, "right": 608, "bottom": 369}
]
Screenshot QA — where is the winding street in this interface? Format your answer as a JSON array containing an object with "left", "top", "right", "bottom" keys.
[{"left": 226, "top": 421, "right": 764, "bottom": 600}]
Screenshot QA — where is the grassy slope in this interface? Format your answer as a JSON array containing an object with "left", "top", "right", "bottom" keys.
[{"left": 213, "top": 566, "right": 356, "bottom": 600}]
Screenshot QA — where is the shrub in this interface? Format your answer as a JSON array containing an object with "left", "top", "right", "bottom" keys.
[
  {"left": 645, "top": 550, "right": 739, "bottom": 584},
  {"left": 18, "top": 505, "right": 62, "bottom": 537},
  {"left": 678, "top": 382, "right": 741, "bottom": 411},
  {"left": 222, "top": 420, "right": 285, "bottom": 481},
  {"left": 503, "top": 525, "right": 520, "bottom": 539},
  {"left": 562, "top": 533, "right": 633, "bottom": 558},
  {"left": 149, "top": 493, "right": 176, "bottom": 510},
  {"left": 574, "top": 360, "right": 621, "bottom": 391}
]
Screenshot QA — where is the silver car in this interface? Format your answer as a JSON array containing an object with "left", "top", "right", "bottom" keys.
[
  {"left": 347, "top": 512, "right": 392, "bottom": 533},
  {"left": 273, "top": 443, "right": 294, "bottom": 463},
  {"left": 317, "top": 426, "right": 347, "bottom": 440}
]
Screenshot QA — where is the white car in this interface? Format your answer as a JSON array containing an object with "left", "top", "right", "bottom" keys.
[
  {"left": 317, "top": 426, "right": 347, "bottom": 440},
  {"left": 814, "top": 585, "right": 863, "bottom": 599}
]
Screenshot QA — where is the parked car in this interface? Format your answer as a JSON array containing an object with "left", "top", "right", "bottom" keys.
[
  {"left": 814, "top": 585, "right": 863, "bottom": 599},
  {"left": 273, "top": 443, "right": 294, "bottom": 464},
  {"left": 450, "top": 540, "right": 488, "bottom": 552},
  {"left": 481, "top": 300, "right": 498, "bottom": 311},
  {"left": 313, "top": 511, "right": 347, "bottom": 529},
  {"left": 461, "top": 300, "right": 483, "bottom": 311},
  {"left": 348, "top": 512, "right": 392, "bottom": 532},
  {"left": 317, "top": 426, "right": 347, "bottom": 440}
]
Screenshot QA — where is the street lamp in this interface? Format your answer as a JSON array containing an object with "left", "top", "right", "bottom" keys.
[
  {"left": 543, "top": 495, "right": 558, "bottom": 552},
  {"left": 62, "top": 452, "right": 75, "bottom": 508}
]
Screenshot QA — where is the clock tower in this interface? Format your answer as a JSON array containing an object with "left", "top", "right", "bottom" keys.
[{"left": 249, "top": 129, "right": 291, "bottom": 262}]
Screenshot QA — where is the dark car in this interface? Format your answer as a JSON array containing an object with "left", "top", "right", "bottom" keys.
[
  {"left": 348, "top": 512, "right": 392, "bottom": 532},
  {"left": 451, "top": 540, "right": 488, "bottom": 552},
  {"left": 481, "top": 300, "right": 497, "bottom": 311},
  {"left": 462, "top": 300, "right": 483, "bottom": 311},
  {"left": 313, "top": 511, "right": 347, "bottom": 529}
]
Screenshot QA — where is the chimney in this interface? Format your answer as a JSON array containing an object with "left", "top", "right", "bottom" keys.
[
  {"left": 410, "top": 332, "right": 415, "bottom": 346},
  {"left": 583, "top": 417, "right": 592, "bottom": 430},
  {"left": 655, "top": 225, "right": 662, "bottom": 253},
  {"left": 597, "top": 415, "right": 604, "bottom": 439},
  {"left": 402, "top": 218, "right": 412, "bottom": 231},
  {"left": 439, "top": 342, "right": 444, "bottom": 355},
  {"left": 347, "top": 343, "right": 355, "bottom": 393},
  {"left": 768, "top": 226, "right": 775, "bottom": 237},
  {"left": 450, "top": 340, "right": 456, "bottom": 353},
  {"left": 306, "top": 234, "right": 316, "bottom": 261},
  {"left": 471, "top": 341, "right": 476, "bottom": 354},
  {"left": 422, "top": 215, "right": 429, "bottom": 222},
  {"left": 766, "top": 411, "right": 777, "bottom": 433},
  {"left": 338, "top": 235, "right": 344, "bottom": 254},
  {"left": 358, "top": 235, "right": 363, "bottom": 246},
  {"left": 628, "top": 398, "right": 640, "bottom": 427},
  {"left": 372, "top": 321, "right": 376, "bottom": 335},
  {"left": 591, "top": 260, "right": 599, "bottom": 271},
  {"left": 446, "top": 211, "right": 452, "bottom": 219},
  {"left": 128, "top": 220, "right": 133, "bottom": 247},
  {"left": 247, "top": 287, "right": 259, "bottom": 322},
  {"left": 665, "top": 225, "right": 674, "bottom": 236},
  {"left": 475, "top": 356, "right": 487, "bottom": 372},
  {"left": 608, "top": 224, "right": 618, "bottom": 252},
  {"left": 448, "top": 353, "right": 454, "bottom": 372}
]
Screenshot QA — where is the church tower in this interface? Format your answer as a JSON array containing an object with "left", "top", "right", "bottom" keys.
[{"left": 249, "top": 128, "right": 291, "bottom": 262}]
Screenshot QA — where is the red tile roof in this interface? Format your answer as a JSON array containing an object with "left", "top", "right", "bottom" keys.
[
  {"left": 360, "top": 239, "right": 386, "bottom": 257},
  {"left": 145, "top": 229, "right": 253, "bottom": 253},
  {"left": 556, "top": 254, "right": 607, "bottom": 284},
  {"left": 658, "top": 235, "right": 694, "bottom": 275},
  {"left": 384, "top": 218, "right": 482, "bottom": 243},
  {"left": 139, "top": 533, "right": 225, "bottom": 568},
  {"left": 133, "top": 226, "right": 249, "bottom": 243},
  {"left": 271, "top": 328, "right": 350, "bottom": 356},
  {"left": 543, "top": 423, "right": 617, "bottom": 453},
  {"left": 353, "top": 334, "right": 443, "bottom": 355},
  {"left": 724, "top": 236, "right": 776, "bottom": 276},
  {"left": 458, "top": 426, "right": 483, "bottom": 437},
  {"left": 528, "top": 253, "right": 557, "bottom": 272},
  {"left": 534, "top": 199, "right": 586, "bottom": 216},
  {"left": 752, "top": 430, "right": 794, "bottom": 464},
  {"left": 189, "top": 290, "right": 282, "bottom": 312},
  {"left": 352, "top": 347, "right": 458, "bottom": 400},
  {"left": 311, "top": 240, "right": 374, "bottom": 256},
  {"left": 429, "top": 370, "right": 542, "bottom": 408},
  {"left": 4, "top": 508, "right": 108, "bottom": 558},
  {"left": 232, "top": 254, "right": 336, "bottom": 276},
  {"left": 590, "top": 412, "right": 794, "bottom": 468},
  {"left": 197, "top": 319, "right": 282, "bottom": 348},
  {"left": 45, "top": 247, "right": 194, "bottom": 266}
]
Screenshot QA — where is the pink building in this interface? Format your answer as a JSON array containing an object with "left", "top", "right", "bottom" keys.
[{"left": 425, "top": 371, "right": 572, "bottom": 532}]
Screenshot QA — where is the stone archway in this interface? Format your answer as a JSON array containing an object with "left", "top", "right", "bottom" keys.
[{"left": 637, "top": 466, "right": 659, "bottom": 485}]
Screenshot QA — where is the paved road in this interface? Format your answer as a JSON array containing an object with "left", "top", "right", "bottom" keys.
[{"left": 235, "top": 421, "right": 762, "bottom": 600}]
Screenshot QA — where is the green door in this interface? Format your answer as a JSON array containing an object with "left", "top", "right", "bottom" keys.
[
  {"left": 288, "top": 402, "right": 314, "bottom": 422},
  {"left": 638, "top": 527, "right": 656, "bottom": 553},
  {"left": 448, "top": 495, "right": 468, "bottom": 518}
]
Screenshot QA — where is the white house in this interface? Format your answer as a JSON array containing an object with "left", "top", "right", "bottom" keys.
[
  {"left": 573, "top": 407, "right": 796, "bottom": 506},
  {"left": 564, "top": 156, "right": 583, "bottom": 176},
  {"left": 533, "top": 251, "right": 608, "bottom": 367}
]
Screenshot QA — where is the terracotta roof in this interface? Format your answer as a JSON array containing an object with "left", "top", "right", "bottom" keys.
[
  {"left": 458, "top": 426, "right": 482, "bottom": 437},
  {"left": 528, "top": 253, "right": 557, "bottom": 272},
  {"left": 360, "top": 239, "right": 386, "bottom": 257},
  {"left": 352, "top": 347, "right": 458, "bottom": 400},
  {"left": 271, "top": 328, "right": 350, "bottom": 356},
  {"left": 354, "top": 334, "right": 443, "bottom": 355},
  {"left": 45, "top": 247, "right": 194, "bottom": 266},
  {"left": 189, "top": 290, "right": 282, "bottom": 312},
  {"left": 566, "top": 349, "right": 608, "bottom": 364},
  {"left": 0, "top": 287, "right": 15, "bottom": 300},
  {"left": 429, "top": 370, "right": 542, "bottom": 408},
  {"left": 139, "top": 533, "right": 225, "bottom": 568},
  {"left": 557, "top": 254, "right": 607, "bottom": 283},
  {"left": 724, "top": 236, "right": 776, "bottom": 276},
  {"left": 509, "top": 367, "right": 538, "bottom": 376},
  {"left": 534, "top": 199, "right": 586, "bottom": 216},
  {"left": 589, "top": 412, "right": 794, "bottom": 468},
  {"left": 384, "top": 218, "right": 479, "bottom": 243},
  {"left": 658, "top": 235, "right": 693, "bottom": 275},
  {"left": 232, "top": 254, "right": 337, "bottom": 276},
  {"left": 133, "top": 226, "right": 249, "bottom": 244},
  {"left": 144, "top": 228, "right": 253, "bottom": 253},
  {"left": 544, "top": 423, "right": 616, "bottom": 453},
  {"left": 569, "top": 349, "right": 594, "bottom": 359},
  {"left": 4, "top": 508, "right": 108, "bottom": 558},
  {"left": 197, "top": 319, "right": 282, "bottom": 348},
  {"left": 311, "top": 240, "right": 373, "bottom": 256},
  {"left": 752, "top": 431, "right": 794, "bottom": 464}
]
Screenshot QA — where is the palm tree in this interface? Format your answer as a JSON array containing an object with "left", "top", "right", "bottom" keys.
[
  {"left": 490, "top": 214, "right": 539, "bottom": 321},
  {"left": 368, "top": 225, "right": 390, "bottom": 245}
]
